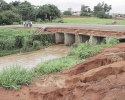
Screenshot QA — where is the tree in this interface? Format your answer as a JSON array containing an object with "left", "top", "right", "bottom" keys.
[
  {"left": 63, "top": 10, "right": 72, "bottom": 15},
  {"left": 11, "top": 1, "right": 20, "bottom": 7},
  {"left": 0, "top": 3, "right": 12, "bottom": 11},
  {"left": 94, "top": 2, "right": 112, "bottom": 16},
  {"left": 37, "top": 4, "right": 61, "bottom": 20},
  {"left": 80, "top": 5, "right": 91, "bottom": 16},
  {"left": 31, "top": 6, "right": 39, "bottom": 21},
  {"left": 0, "top": 12, "right": 7, "bottom": 25},
  {"left": 81, "top": 6, "right": 88, "bottom": 12},
  {"left": 96, "top": 11, "right": 105, "bottom": 18},
  {"left": 0, "top": 0, "right": 6, "bottom": 5},
  {"left": 3, "top": 10, "right": 20, "bottom": 22},
  {"left": 18, "top": 1, "right": 34, "bottom": 21}
]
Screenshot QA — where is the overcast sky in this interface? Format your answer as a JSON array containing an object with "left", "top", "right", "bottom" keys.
[{"left": 5, "top": 0, "right": 125, "bottom": 14}]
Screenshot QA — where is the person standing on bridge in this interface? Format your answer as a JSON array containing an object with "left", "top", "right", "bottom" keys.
[
  {"left": 31, "top": 21, "right": 32, "bottom": 27},
  {"left": 29, "top": 21, "right": 32, "bottom": 27},
  {"left": 23, "top": 21, "right": 25, "bottom": 27},
  {"left": 26, "top": 20, "right": 28, "bottom": 27}
]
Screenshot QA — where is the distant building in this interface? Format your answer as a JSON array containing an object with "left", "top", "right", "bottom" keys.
[
  {"left": 112, "top": 13, "right": 125, "bottom": 19},
  {"left": 68, "top": 8, "right": 72, "bottom": 13},
  {"left": 72, "top": 11, "right": 81, "bottom": 16}
]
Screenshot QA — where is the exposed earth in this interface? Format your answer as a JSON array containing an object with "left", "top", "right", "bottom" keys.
[{"left": 1, "top": 43, "right": 125, "bottom": 100}]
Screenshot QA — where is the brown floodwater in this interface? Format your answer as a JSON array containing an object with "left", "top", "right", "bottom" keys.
[{"left": 0, "top": 45, "right": 70, "bottom": 71}]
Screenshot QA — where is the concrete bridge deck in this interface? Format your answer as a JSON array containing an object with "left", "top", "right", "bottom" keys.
[{"left": 42, "top": 25, "right": 125, "bottom": 45}]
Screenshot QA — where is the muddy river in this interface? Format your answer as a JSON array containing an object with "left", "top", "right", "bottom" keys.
[{"left": 0, "top": 45, "right": 70, "bottom": 71}]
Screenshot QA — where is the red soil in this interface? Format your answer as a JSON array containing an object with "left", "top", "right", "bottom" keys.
[
  {"left": 1, "top": 43, "right": 125, "bottom": 100},
  {"left": 44, "top": 27, "right": 125, "bottom": 37}
]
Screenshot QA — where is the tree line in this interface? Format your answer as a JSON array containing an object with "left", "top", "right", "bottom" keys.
[
  {"left": 0, "top": 0, "right": 61, "bottom": 25},
  {"left": 63, "top": 2, "right": 112, "bottom": 19},
  {"left": 0, "top": 0, "right": 113, "bottom": 25}
]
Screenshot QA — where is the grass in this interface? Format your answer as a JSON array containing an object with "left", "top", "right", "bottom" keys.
[
  {"left": 0, "top": 65, "right": 33, "bottom": 90},
  {"left": 0, "top": 28, "right": 35, "bottom": 37},
  {"left": 0, "top": 27, "right": 55, "bottom": 56},
  {"left": 34, "top": 56, "right": 82, "bottom": 74},
  {"left": 68, "top": 37, "right": 119, "bottom": 59},
  {"left": 0, "top": 49, "right": 20, "bottom": 57},
  {"left": 63, "top": 17, "right": 125, "bottom": 25},
  {"left": 0, "top": 28, "right": 35, "bottom": 56}
]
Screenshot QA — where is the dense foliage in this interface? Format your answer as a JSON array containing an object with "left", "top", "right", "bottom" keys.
[
  {"left": 63, "top": 10, "right": 72, "bottom": 15},
  {"left": 0, "top": 0, "right": 115, "bottom": 24},
  {"left": 80, "top": 5, "right": 91, "bottom": 16},
  {"left": 0, "top": 28, "right": 55, "bottom": 56},
  {"left": 37, "top": 4, "right": 61, "bottom": 21},
  {"left": 0, "top": 0, "right": 20, "bottom": 25},
  {"left": 94, "top": 2, "right": 112, "bottom": 18},
  {"left": 0, "top": 0, "right": 61, "bottom": 25}
]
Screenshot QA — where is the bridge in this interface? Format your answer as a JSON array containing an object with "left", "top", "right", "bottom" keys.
[{"left": 43, "top": 26, "right": 125, "bottom": 45}]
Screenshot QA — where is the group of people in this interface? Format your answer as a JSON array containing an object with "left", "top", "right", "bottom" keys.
[{"left": 23, "top": 20, "right": 32, "bottom": 27}]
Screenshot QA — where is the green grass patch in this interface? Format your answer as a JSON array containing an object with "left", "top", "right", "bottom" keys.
[
  {"left": 0, "top": 65, "right": 33, "bottom": 90},
  {"left": 34, "top": 56, "right": 82, "bottom": 74},
  {"left": 0, "top": 49, "right": 20, "bottom": 57},
  {"left": 68, "top": 37, "right": 119, "bottom": 59},
  {"left": 63, "top": 17, "right": 125, "bottom": 25}
]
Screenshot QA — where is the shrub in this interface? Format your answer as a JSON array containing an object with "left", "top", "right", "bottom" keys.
[
  {"left": 0, "top": 65, "right": 33, "bottom": 90},
  {"left": 37, "top": 18, "right": 42, "bottom": 22},
  {"left": 68, "top": 37, "right": 119, "bottom": 59},
  {"left": 53, "top": 18, "right": 64, "bottom": 23},
  {"left": 96, "top": 11, "right": 105, "bottom": 18},
  {"left": 3, "top": 37, "right": 15, "bottom": 50},
  {"left": 105, "top": 37, "right": 119, "bottom": 45},
  {"left": 80, "top": 12, "right": 89, "bottom": 16},
  {"left": 96, "top": 11, "right": 111, "bottom": 19},
  {"left": 21, "top": 37, "right": 33, "bottom": 52},
  {"left": 63, "top": 11, "right": 72, "bottom": 15},
  {"left": 32, "top": 40, "right": 41, "bottom": 50}
]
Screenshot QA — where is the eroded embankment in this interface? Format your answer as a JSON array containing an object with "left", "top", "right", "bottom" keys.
[
  {"left": 44, "top": 27, "right": 125, "bottom": 37},
  {"left": 26, "top": 43, "right": 125, "bottom": 100},
  {"left": 1, "top": 43, "right": 125, "bottom": 100},
  {"left": 29, "top": 64, "right": 125, "bottom": 100}
]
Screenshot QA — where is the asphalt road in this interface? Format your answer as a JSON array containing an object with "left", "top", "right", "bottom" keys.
[{"left": 0, "top": 23, "right": 125, "bottom": 31}]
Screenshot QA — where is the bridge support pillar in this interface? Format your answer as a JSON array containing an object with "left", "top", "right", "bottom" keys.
[
  {"left": 55, "top": 32, "right": 64, "bottom": 44},
  {"left": 75, "top": 33, "right": 79, "bottom": 43},
  {"left": 90, "top": 35, "right": 106, "bottom": 45},
  {"left": 78, "top": 34, "right": 90, "bottom": 43},
  {"left": 64, "top": 33, "right": 75, "bottom": 46}
]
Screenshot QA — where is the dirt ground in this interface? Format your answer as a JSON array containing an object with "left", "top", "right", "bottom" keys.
[
  {"left": 1, "top": 43, "right": 125, "bottom": 100},
  {"left": 44, "top": 27, "right": 125, "bottom": 37}
]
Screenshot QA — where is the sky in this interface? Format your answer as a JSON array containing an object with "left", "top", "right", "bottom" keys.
[{"left": 5, "top": 0, "right": 125, "bottom": 14}]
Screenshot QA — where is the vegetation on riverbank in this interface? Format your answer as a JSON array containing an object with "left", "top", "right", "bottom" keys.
[
  {"left": 0, "top": 65, "right": 33, "bottom": 90},
  {"left": 35, "top": 56, "right": 82, "bottom": 74},
  {"left": 68, "top": 37, "right": 119, "bottom": 59},
  {"left": 0, "top": 37, "right": 119, "bottom": 90},
  {"left": 0, "top": 28, "right": 55, "bottom": 56}
]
